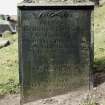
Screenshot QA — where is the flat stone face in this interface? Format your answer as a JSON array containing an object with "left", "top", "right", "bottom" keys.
[{"left": 18, "top": 6, "right": 94, "bottom": 104}]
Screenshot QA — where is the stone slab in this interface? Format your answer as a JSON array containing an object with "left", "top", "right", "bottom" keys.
[{"left": 18, "top": 4, "right": 94, "bottom": 104}]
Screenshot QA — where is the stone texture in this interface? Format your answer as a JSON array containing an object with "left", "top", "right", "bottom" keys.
[
  {"left": 23, "top": 0, "right": 90, "bottom": 3},
  {"left": 18, "top": 4, "right": 94, "bottom": 105}
]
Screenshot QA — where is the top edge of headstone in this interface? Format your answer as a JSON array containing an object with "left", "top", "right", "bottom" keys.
[{"left": 18, "top": 1, "right": 94, "bottom": 7}]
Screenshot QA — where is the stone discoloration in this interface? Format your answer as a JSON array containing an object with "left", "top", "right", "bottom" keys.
[{"left": 18, "top": 4, "right": 94, "bottom": 104}]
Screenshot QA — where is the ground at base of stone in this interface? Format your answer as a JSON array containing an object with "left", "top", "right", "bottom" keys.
[
  {"left": 0, "top": 83, "right": 105, "bottom": 105},
  {"left": 24, "top": 89, "right": 89, "bottom": 105}
]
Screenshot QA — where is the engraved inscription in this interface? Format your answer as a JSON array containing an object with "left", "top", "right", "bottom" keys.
[{"left": 20, "top": 9, "right": 92, "bottom": 103}]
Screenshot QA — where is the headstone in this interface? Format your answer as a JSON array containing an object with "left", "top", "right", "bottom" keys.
[
  {"left": 0, "top": 23, "right": 11, "bottom": 36},
  {"left": 7, "top": 15, "right": 17, "bottom": 33},
  {"left": 18, "top": 2, "right": 94, "bottom": 105},
  {"left": 0, "top": 15, "right": 16, "bottom": 36}
]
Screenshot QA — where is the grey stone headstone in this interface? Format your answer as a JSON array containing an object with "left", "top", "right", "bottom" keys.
[
  {"left": 18, "top": 3, "right": 94, "bottom": 104},
  {"left": 0, "top": 24, "right": 11, "bottom": 36},
  {"left": 0, "top": 15, "right": 17, "bottom": 35}
]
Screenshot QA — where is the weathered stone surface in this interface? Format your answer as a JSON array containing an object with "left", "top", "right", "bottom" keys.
[
  {"left": 23, "top": 0, "right": 90, "bottom": 3},
  {"left": 18, "top": 3, "right": 94, "bottom": 104}
]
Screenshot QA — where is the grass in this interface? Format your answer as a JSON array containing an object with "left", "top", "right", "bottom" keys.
[
  {"left": 94, "top": 5, "right": 105, "bottom": 65},
  {"left": 0, "top": 34, "right": 19, "bottom": 95},
  {"left": 0, "top": 4, "right": 105, "bottom": 99},
  {"left": 81, "top": 96, "right": 96, "bottom": 105}
]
